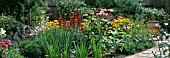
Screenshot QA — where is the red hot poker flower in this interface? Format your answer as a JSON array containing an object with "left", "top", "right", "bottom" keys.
[{"left": 59, "top": 16, "right": 62, "bottom": 26}]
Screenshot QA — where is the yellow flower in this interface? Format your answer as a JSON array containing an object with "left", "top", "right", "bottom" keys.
[
  {"left": 113, "top": 20, "right": 119, "bottom": 22},
  {"left": 81, "top": 23, "right": 85, "bottom": 26},
  {"left": 54, "top": 20, "right": 59, "bottom": 23},
  {"left": 136, "top": 25, "right": 140, "bottom": 27},
  {"left": 51, "top": 22, "right": 54, "bottom": 26},
  {"left": 123, "top": 18, "right": 130, "bottom": 22},
  {"left": 119, "top": 19, "right": 124, "bottom": 23},
  {"left": 112, "top": 28, "right": 116, "bottom": 30},
  {"left": 118, "top": 28, "right": 121, "bottom": 31},
  {"left": 119, "top": 23, "right": 123, "bottom": 25},
  {"left": 107, "top": 30, "right": 112, "bottom": 34},
  {"left": 117, "top": 18, "right": 121, "bottom": 20},
  {"left": 47, "top": 22, "right": 52, "bottom": 27},
  {"left": 56, "top": 25, "right": 60, "bottom": 28},
  {"left": 108, "top": 27, "right": 112, "bottom": 29}
]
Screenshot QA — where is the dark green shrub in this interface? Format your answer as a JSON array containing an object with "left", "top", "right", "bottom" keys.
[
  {"left": 19, "top": 40, "right": 45, "bottom": 58},
  {"left": 82, "top": 0, "right": 116, "bottom": 8}
]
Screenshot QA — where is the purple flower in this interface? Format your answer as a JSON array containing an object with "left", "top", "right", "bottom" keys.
[{"left": 70, "top": 50, "right": 76, "bottom": 54}]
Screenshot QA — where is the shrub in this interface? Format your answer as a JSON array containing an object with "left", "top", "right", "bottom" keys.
[{"left": 19, "top": 40, "right": 44, "bottom": 58}]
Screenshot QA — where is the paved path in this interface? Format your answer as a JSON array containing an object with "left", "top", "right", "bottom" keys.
[{"left": 124, "top": 37, "right": 170, "bottom": 58}]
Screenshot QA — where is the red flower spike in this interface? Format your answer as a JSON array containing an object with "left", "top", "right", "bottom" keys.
[
  {"left": 63, "top": 21, "right": 66, "bottom": 29},
  {"left": 69, "top": 19, "right": 73, "bottom": 27},
  {"left": 59, "top": 16, "right": 62, "bottom": 26},
  {"left": 77, "top": 14, "right": 81, "bottom": 27}
]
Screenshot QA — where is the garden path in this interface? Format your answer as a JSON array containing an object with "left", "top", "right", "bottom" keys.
[{"left": 124, "top": 37, "right": 170, "bottom": 58}]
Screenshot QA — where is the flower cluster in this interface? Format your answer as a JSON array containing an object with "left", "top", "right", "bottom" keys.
[
  {"left": 0, "top": 28, "right": 6, "bottom": 38},
  {"left": 47, "top": 20, "right": 60, "bottom": 28},
  {"left": 0, "top": 40, "right": 10, "bottom": 53},
  {"left": 46, "top": 11, "right": 81, "bottom": 29},
  {"left": 0, "top": 40, "right": 10, "bottom": 48},
  {"left": 107, "top": 18, "right": 131, "bottom": 34}
]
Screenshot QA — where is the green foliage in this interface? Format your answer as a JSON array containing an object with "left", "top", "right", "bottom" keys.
[
  {"left": 0, "top": 14, "right": 23, "bottom": 33},
  {"left": 35, "top": 27, "right": 81, "bottom": 58},
  {"left": 0, "top": 0, "right": 18, "bottom": 14},
  {"left": 142, "top": 8, "right": 167, "bottom": 20},
  {"left": 91, "top": 38, "right": 103, "bottom": 58},
  {"left": 17, "top": 0, "right": 49, "bottom": 27},
  {"left": 113, "top": 0, "right": 143, "bottom": 18},
  {"left": 2, "top": 49, "right": 24, "bottom": 58},
  {"left": 55, "top": 0, "right": 86, "bottom": 20},
  {"left": 19, "top": 40, "right": 44, "bottom": 58},
  {"left": 74, "top": 39, "right": 88, "bottom": 58},
  {"left": 82, "top": 0, "right": 116, "bottom": 8},
  {"left": 115, "top": 20, "right": 155, "bottom": 55}
]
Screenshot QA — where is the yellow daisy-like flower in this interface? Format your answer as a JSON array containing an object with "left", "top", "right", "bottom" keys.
[
  {"left": 51, "top": 22, "right": 54, "bottom": 26},
  {"left": 119, "top": 19, "right": 124, "bottom": 23},
  {"left": 112, "top": 28, "right": 116, "bottom": 30},
  {"left": 54, "top": 20, "right": 59, "bottom": 23},
  {"left": 124, "top": 18, "right": 130, "bottom": 22},
  {"left": 108, "top": 27, "right": 112, "bottom": 29},
  {"left": 107, "top": 30, "right": 112, "bottom": 34},
  {"left": 119, "top": 23, "right": 123, "bottom": 25},
  {"left": 47, "top": 22, "right": 52, "bottom": 27},
  {"left": 81, "top": 23, "right": 85, "bottom": 26},
  {"left": 113, "top": 20, "right": 119, "bottom": 23},
  {"left": 117, "top": 18, "right": 121, "bottom": 20},
  {"left": 118, "top": 28, "right": 121, "bottom": 31}
]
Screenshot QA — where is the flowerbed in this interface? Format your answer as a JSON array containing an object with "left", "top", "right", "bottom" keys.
[{"left": 1, "top": 0, "right": 170, "bottom": 58}]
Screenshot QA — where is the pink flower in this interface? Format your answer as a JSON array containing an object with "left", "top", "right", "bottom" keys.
[
  {"left": 4, "top": 40, "right": 10, "bottom": 44},
  {"left": 103, "top": 13, "right": 109, "bottom": 16},
  {"left": 108, "top": 9, "right": 113, "bottom": 12},
  {"left": 83, "top": 19, "right": 88, "bottom": 22},
  {"left": 92, "top": 18, "right": 97, "bottom": 20},
  {"left": 83, "top": 14, "right": 88, "bottom": 16},
  {"left": 118, "top": 16, "right": 123, "bottom": 18},
  {"left": 0, "top": 42, "right": 5, "bottom": 45},
  {"left": 2, "top": 44, "right": 7, "bottom": 48},
  {"left": 100, "top": 11, "right": 105, "bottom": 14},
  {"left": 101, "top": 18, "right": 108, "bottom": 22},
  {"left": 96, "top": 13, "right": 102, "bottom": 15},
  {"left": 101, "top": 8, "right": 107, "bottom": 11},
  {"left": 90, "top": 12, "right": 94, "bottom": 15}
]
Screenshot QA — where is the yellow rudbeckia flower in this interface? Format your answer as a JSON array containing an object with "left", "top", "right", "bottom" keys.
[
  {"left": 107, "top": 30, "right": 112, "bottom": 34},
  {"left": 54, "top": 20, "right": 59, "bottom": 25},
  {"left": 47, "top": 22, "right": 52, "bottom": 27}
]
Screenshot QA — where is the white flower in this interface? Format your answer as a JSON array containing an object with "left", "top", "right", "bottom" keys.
[
  {"left": 0, "top": 28, "right": 6, "bottom": 34},
  {"left": 165, "top": 46, "right": 169, "bottom": 49},
  {"left": 164, "top": 23, "right": 168, "bottom": 26}
]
